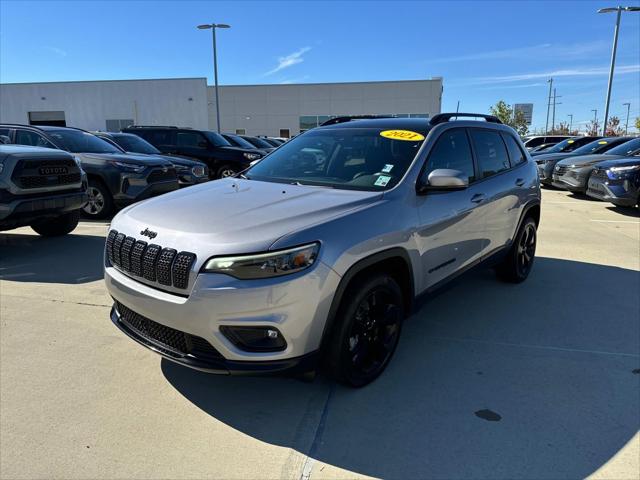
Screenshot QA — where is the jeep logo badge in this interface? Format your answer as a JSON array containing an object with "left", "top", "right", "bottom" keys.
[{"left": 140, "top": 228, "right": 157, "bottom": 239}]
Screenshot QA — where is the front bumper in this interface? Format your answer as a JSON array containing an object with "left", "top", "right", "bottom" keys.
[
  {"left": 537, "top": 163, "right": 554, "bottom": 185},
  {"left": 105, "top": 259, "right": 341, "bottom": 371},
  {"left": 552, "top": 172, "right": 587, "bottom": 192},
  {"left": 0, "top": 188, "right": 87, "bottom": 226},
  {"left": 586, "top": 178, "right": 638, "bottom": 206},
  {"left": 111, "top": 303, "right": 318, "bottom": 375}
]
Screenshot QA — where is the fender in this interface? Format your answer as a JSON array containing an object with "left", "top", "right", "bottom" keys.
[{"left": 319, "top": 247, "right": 415, "bottom": 352}]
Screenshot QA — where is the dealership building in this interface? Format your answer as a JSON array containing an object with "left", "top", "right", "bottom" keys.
[{"left": 0, "top": 77, "right": 443, "bottom": 137}]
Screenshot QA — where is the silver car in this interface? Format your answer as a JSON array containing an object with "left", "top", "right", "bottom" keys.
[{"left": 104, "top": 114, "right": 541, "bottom": 387}]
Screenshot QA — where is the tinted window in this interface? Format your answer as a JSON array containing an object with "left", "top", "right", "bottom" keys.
[
  {"left": 47, "top": 129, "right": 121, "bottom": 153},
  {"left": 242, "top": 136, "right": 273, "bottom": 149},
  {"left": 502, "top": 134, "right": 526, "bottom": 166},
  {"left": 203, "top": 131, "right": 231, "bottom": 147},
  {"left": 469, "top": 129, "right": 510, "bottom": 178},
  {"left": 607, "top": 137, "right": 640, "bottom": 156},
  {"left": 15, "top": 130, "right": 55, "bottom": 148},
  {"left": 112, "top": 134, "right": 160, "bottom": 154},
  {"left": 424, "top": 128, "right": 475, "bottom": 183},
  {"left": 572, "top": 138, "right": 631, "bottom": 155},
  {"left": 176, "top": 131, "right": 207, "bottom": 149},
  {"left": 524, "top": 137, "right": 545, "bottom": 148}
]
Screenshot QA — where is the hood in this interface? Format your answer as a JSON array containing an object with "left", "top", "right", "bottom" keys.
[
  {"left": 595, "top": 157, "right": 640, "bottom": 170},
  {"left": 534, "top": 152, "right": 576, "bottom": 163},
  {"left": 559, "top": 153, "right": 622, "bottom": 169},
  {"left": 220, "top": 145, "right": 264, "bottom": 155},
  {"left": 111, "top": 177, "right": 382, "bottom": 255},
  {"left": 78, "top": 152, "right": 172, "bottom": 167},
  {"left": 139, "top": 153, "right": 205, "bottom": 168}
]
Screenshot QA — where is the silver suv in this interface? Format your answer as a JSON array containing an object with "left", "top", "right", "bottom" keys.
[{"left": 105, "top": 114, "right": 541, "bottom": 387}]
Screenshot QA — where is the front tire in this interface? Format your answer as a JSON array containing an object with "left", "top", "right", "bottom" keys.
[
  {"left": 326, "top": 274, "right": 405, "bottom": 387},
  {"left": 216, "top": 164, "right": 238, "bottom": 179},
  {"left": 83, "top": 179, "right": 113, "bottom": 219},
  {"left": 31, "top": 210, "right": 80, "bottom": 237},
  {"left": 496, "top": 217, "right": 537, "bottom": 283}
]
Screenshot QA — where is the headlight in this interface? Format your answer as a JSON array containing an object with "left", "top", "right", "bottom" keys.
[
  {"left": 107, "top": 160, "right": 145, "bottom": 173},
  {"left": 243, "top": 152, "right": 261, "bottom": 161},
  {"left": 203, "top": 243, "right": 320, "bottom": 279},
  {"left": 609, "top": 164, "right": 640, "bottom": 173},
  {"left": 191, "top": 165, "right": 206, "bottom": 177},
  {"left": 73, "top": 155, "right": 82, "bottom": 167}
]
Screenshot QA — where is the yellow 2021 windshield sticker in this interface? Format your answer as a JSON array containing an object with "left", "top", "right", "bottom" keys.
[{"left": 380, "top": 130, "right": 425, "bottom": 141}]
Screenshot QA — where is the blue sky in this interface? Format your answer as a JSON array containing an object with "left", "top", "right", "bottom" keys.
[{"left": 1, "top": 0, "right": 639, "bottom": 132}]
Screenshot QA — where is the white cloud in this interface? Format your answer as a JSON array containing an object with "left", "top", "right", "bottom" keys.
[
  {"left": 265, "top": 47, "right": 311, "bottom": 76},
  {"left": 44, "top": 46, "right": 67, "bottom": 57},
  {"left": 476, "top": 64, "right": 640, "bottom": 84}
]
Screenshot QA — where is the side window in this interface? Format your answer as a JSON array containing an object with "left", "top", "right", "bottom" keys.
[
  {"left": 15, "top": 130, "right": 55, "bottom": 148},
  {"left": 176, "top": 131, "right": 207, "bottom": 149},
  {"left": 469, "top": 129, "right": 511, "bottom": 179},
  {"left": 424, "top": 128, "right": 475, "bottom": 183},
  {"left": 502, "top": 133, "right": 526, "bottom": 166}
]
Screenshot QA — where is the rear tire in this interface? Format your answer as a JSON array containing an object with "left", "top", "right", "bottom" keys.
[
  {"left": 496, "top": 217, "right": 537, "bottom": 283},
  {"left": 31, "top": 210, "right": 80, "bottom": 237},
  {"left": 326, "top": 274, "right": 405, "bottom": 387},
  {"left": 83, "top": 179, "right": 113, "bottom": 219}
]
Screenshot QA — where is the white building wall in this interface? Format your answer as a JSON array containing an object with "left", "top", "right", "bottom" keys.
[
  {"left": 0, "top": 78, "right": 209, "bottom": 131},
  {"left": 208, "top": 79, "right": 443, "bottom": 136}
]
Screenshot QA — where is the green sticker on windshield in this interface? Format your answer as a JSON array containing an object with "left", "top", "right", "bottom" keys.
[{"left": 374, "top": 175, "right": 391, "bottom": 187}]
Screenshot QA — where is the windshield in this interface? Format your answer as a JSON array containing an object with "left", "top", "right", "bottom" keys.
[
  {"left": 544, "top": 138, "right": 583, "bottom": 153},
  {"left": 606, "top": 137, "right": 640, "bottom": 156},
  {"left": 48, "top": 129, "right": 121, "bottom": 154},
  {"left": 246, "top": 127, "right": 426, "bottom": 191},
  {"left": 112, "top": 134, "right": 160, "bottom": 154},
  {"left": 243, "top": 136, "right": 274, "bottom": 149},
  {"left": 225, "top": 135, "right": 256, "bottom": 149},
  {"left": 203, "top": 131, "right": 231, "bottom": 147},
  {"left": 573, "top": 138, "right": 625, "bottom": 155}
]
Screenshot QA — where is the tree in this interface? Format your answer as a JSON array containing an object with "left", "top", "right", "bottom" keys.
[
  {"left": 635, "top": 117, "right": 640, "bottom": 131},
  {"left": 585, "top": 119, "right": 600, "bottom": 136},
  {"left": 604, "top": 116, "right": 624, "bottom": 136},
  {"left": 549, "top": 122, "right": 578, "bottom": 135},
  {"left": 489, "top": 100, "right": 529, "bottom": 136}
]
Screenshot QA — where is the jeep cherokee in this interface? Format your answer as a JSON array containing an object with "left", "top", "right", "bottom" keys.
[{"left": 105, "top": 113, "right": 541, "bottom": 387}]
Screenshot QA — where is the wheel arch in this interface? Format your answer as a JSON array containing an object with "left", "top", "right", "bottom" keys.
[{"left": 319, "top": 247, "right": 415, "bottom": 353}]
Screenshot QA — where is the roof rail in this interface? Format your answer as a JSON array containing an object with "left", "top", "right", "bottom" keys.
[
  {"left": 429, "top": 113, "right": 502, "bottom": 125},
  {"left": 319, "top": 115, "right": 395, "bottom": 126},
  {"left": 125, "top": 125, "right": 179, "bottom": 129}
]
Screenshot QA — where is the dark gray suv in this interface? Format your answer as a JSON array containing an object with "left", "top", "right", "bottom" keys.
[{"left": 105, "top": 113, "right": 541, "bottom": 387}]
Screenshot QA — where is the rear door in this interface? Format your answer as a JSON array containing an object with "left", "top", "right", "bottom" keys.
[
  {"left": 467, "top": 128, "right": 523, "bottom": 255},
  {"left": 174, "top": 130, "right": 212, "bottom": 163}
]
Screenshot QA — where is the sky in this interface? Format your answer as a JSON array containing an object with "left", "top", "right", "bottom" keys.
[{"left": 1, "top": 0, "right": 639, "bottom": 132}]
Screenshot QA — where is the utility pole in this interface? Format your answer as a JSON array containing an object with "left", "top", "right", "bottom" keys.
[
  {"left": 455, "top": 100, "right": 460, "bottom": 120},
  {"left": 550, "top": 89, "right": 562, "bottom": 134},
  {"left": 545, "top": 78, "right": 553, "bottom": 134},
  {"left": 568, "top": 114, "right": 573, "bottom": 133},
  {"left": 623, "top": 102, "right": 631, "bottom": 134}
]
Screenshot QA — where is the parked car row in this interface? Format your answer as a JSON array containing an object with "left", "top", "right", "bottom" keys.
[
  {"left": 536, "top": 136, "right": 640, "bottom": 209},
  {"left": 0, "top": 123, "right": 285, "bottom": 220}
]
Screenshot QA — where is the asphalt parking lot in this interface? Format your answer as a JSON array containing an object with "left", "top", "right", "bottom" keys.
[{"left": 1, "top": 189, "right": 639, "bottom": 480}]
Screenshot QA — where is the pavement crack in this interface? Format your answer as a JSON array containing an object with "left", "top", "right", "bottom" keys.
[
  {"left": 1, "top": 294, "right": 110, "bottom": 308},
  {"left": 299, "top": 382, "right": 335, "bottom": 480}
]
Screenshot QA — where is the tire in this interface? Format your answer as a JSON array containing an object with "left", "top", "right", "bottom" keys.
[
  {"left": 216, "top": 164, "right": 238, "bottom": 179},
  {"left": 83, "top": 179, "right": 113, "bottom": 219},
  {"left": 31, "top": 210, "right": 80, "bottom": 237},
  {"left": 326, "top": 274, "right": 405, "bottom": 387},
  {"left": 496, "top": 217, "right": 537, "bottom": 283}
]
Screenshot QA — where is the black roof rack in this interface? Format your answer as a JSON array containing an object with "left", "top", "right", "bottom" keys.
[
  {"left": 125, "top": 125, "right": 179, "bottom": 129},
  {"left": 429, "top": 113, "right": 502, "bottom": 125},
  {"left": 320, "top": 115, "right": 396, "bottom": 126}
]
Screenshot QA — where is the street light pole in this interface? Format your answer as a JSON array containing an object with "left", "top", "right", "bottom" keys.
[
  {"left": 545, "top": 78, "right": 553, "bottom": 134},
  {"left": 198, "top": 22, "right": 231, "bottom": 133},
  {"left": 623, "top": 102, "right": 631, "bottom": 134},
  {"left": 598, "top": 6, "right": 640, "bottom": 136}
]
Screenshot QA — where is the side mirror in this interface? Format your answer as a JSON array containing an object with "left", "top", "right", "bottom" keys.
[{"left": 417, "top": 168, "right": 468, "bottom": 194}]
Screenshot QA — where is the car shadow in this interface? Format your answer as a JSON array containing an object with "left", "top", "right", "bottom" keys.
[
  {"left": 0, "top": 232, "right": 105, "bottom": 283},
  {"left": 162, "top": 257, "right": 640, "bottom": 479},
  {"left": 607, "top": 205, "right": 640, "bottom": 218}
]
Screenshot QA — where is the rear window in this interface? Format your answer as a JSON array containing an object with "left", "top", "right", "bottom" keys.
[{"left": 502, "top": 133, "right": 527, "bottom": 165}]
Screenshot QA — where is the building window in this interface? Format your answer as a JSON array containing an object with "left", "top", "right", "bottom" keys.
[
  {"left": 409, "top": 113, "right": 430, "bottom": 118},
  {"left": 279, "top": 129, "right": 290, "bottom": 138},
  {"left": 28, "top": 111, "right": 66, "bottom": 127},
  {"left": 235, "top": 129, "right": 246, "bottom": 135},
  {"left": 299, "top": 116, "right": 318, "bottom": 131},
  {"left": 106, "top": 119, "right": 134, "bottom": 132}
]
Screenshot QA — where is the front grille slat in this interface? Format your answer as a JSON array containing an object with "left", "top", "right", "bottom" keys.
[
  {"left": 106, "top": 231, "right": 196, "bottom": 290},
  {"left": 11, "top": 158, "right": 81, "bottom": 189},
  {"left": 115, "top": 302, "right": 223, "bottom": 360}
]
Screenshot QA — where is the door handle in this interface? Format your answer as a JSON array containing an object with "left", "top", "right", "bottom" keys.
[
  {"left": 515, "top": 178, "right": 525, "bottom": 187},
  {"left": 470, "top": 193, "right": 485, "bottom": 204}
]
